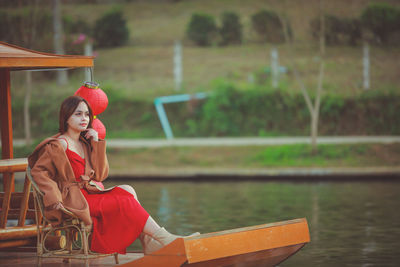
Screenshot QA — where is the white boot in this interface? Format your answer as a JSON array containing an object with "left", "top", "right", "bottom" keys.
[
  {"left": 141, "top": 227, "right": 200, "bottom": 254},
  {"left": 141, "top": 227, "right": 179, "bottom": 254}
]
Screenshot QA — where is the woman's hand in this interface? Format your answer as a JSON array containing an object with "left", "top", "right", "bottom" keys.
[
  {"left": 84, "top": 128, "right": 98, "bottom": 141},
  {"left": 54, "top": 202, "right": 65, "bottom": 210}
]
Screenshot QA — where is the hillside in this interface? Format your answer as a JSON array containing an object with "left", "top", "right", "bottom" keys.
[
  {"left": 6, "top": 0, "right": 399, "bottom": 100},
  {"left": 64, "top": 0, "right": 400, "bottom": 45}
]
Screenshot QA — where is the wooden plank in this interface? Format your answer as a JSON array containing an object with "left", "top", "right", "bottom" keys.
[
  {"left": 0, "top": 246, "right": 36, "bottom": 252},
  {"left": 0, "top": 238, "right": 35, "bottom": 249},
  {"left": 0, "top": 158, "right": 28, "bottom": 173},
  {"left": 183, "top": 218, "right": 310, "bottom": 264},
  {"left": 118, "top": 238, "right": 187, "bottom": 267},
  {"left": 183, "top": 244, "right": 305, "bottom": 267}
]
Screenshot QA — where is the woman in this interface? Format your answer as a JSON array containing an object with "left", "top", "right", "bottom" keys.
[{"left": 28, "top": 95, "right": 191, "bottom": 254}]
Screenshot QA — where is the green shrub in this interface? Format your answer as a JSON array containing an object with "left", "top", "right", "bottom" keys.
[
  {"left": 9, "top": 83, "right": 400, "bottom": 139},
  {"left": 219, "top": 11, "right": 242, "bottom": 46},
  {"left": 310, "top": 15, "right": 362, "bottom": 46},
  {"left": 93, "top": 7, "right": 129, "bottom": 48},
  {"left": 361, "top": 3, "right": 400, "bottom": 44},
  {"left": 182, "top": 83, "right": 400, "bottom": 137},
  {"left": 251, "top": 9, "right": 285, "bottom": 43},
  {"left": 186, "top": 13, "right": 217, "bottom": 46}
]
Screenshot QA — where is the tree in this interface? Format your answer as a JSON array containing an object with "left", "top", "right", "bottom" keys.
[
  {"left": 251, "top": 9, "right": 285, "bottom": 43},
  {"left": 280, "top": 0, "right": 326, "bottom": 153},
  {"left": 361, "top": 3, "right": 400, "bottom": 44},
  {"left": 93, "top": 7, "right": 129, "bottom": 48},
  {"left": 219, "top": 11, "right": 242, "bottom": 45},
  {"left": 186, "top": 13, "right": 217, "bottom": 46},
  {"left": 24, "top": 0, "right": 41, "bottom": 145},
  {"left": 53, "top": 0, "right": 68, "bottom": 85}
]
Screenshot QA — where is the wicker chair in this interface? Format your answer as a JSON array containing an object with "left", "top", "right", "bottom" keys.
[{"left": 26, "top": 166, "right": 119, "bottom": 266}]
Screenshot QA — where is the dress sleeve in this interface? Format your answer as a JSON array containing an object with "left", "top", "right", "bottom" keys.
[
  {"left": 90, "top": 139, "right": 109, "bottom": 182},
  {"left": 30, "top": 144, "right": 63, "bottom": 207}
]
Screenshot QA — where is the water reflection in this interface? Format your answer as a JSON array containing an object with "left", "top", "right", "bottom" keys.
[
  {"left": 10, "top": 178, "right": 399, "bottom": 266},
  {"left": 157, "top": 188, "right": 171, "bottom": 225},
  {"left": 102, "top": 180, "right": 400, "bottom": 266}
]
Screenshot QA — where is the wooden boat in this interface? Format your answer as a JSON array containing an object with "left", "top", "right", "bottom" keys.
[{"left": 120, "top": 218, "right": 310, "bottom": 267}]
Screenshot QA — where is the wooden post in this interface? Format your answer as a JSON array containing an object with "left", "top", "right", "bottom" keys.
[
  {"left": 174, "top": 41, "right": 183, "bottom": 91},
  {"left": 18, "top": 177, "right": 32, "bottom": 227},
  {"left": 363, "top": 41, "right": 370, "bottom": 90},
  {"left": 24, "top": 71, "right": 32, "bottom": 145},
  {"left": 0, "top": 69, "right": 15, "bottom": 228},
  {"left": 84, "top": 42, "right": 93, "bottom": 82},
  {"left": 0, "top": 69, "right": 14, "bottom": 165},
  {"left": 271, "top": 47, "right": 279, "bottom": 88}
]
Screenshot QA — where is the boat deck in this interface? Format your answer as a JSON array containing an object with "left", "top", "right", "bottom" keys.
[
  {"left": 0, "top": 251, "right": 143, "bottom": 266},
  {"left": 0, "top": 218, "right": 310, "bottom": 267}
]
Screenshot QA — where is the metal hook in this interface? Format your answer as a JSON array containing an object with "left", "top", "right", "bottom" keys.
[{"left": 89, "top": 67, "right": 94, "bottom": 82}]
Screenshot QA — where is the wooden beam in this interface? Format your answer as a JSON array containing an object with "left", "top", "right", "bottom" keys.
[
  {"left": 0, "top": 225, "right": 38, "bottom": 240},
  {"left": 0, "top": 57, "right": 93, "bottom": 69}
]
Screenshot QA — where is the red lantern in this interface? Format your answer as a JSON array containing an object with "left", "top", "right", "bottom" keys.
[
  {"left": 74, "top": 82, "right": 108, "bottom": 116},
  {"left": 92, "top": 118, "right": 106, "bottom": 140}
]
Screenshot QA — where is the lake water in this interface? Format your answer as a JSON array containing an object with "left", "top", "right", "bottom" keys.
[{"left": 102, "top": 179, "right": 400, "bottom": 267}]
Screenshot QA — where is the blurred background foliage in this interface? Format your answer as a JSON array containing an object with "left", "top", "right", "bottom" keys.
[
  {"left": 0, "top": 0, "right": 399, "bottom": 140},
  {"left": 8, "top": 80, "right": 400, "bottom": 139}
]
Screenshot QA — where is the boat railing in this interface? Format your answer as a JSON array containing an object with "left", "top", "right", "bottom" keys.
[{"left": 0, "top": 158, "right": 37, "bottom": 249}]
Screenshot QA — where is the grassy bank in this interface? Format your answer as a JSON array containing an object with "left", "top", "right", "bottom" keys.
[
  {"left": 11, "top": 141, "right": 400, "bottom": 174},
  {"left": 104, "top": 143, "right": 400, "bottom": 174}
]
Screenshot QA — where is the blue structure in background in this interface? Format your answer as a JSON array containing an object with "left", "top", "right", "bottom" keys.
[{"left": 154, "top": 93, "right": 207, "bottom": 139}]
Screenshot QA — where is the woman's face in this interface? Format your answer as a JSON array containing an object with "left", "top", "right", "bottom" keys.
[{"left": 67, "top": 101, "right": 90, "bottom": 133}]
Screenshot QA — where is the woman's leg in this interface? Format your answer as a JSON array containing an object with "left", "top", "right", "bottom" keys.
[
  {"left": 140, "top": 217, "right": 187, "bottom": 254},
  {"left": 142, "top": 216, "right": 161, "bottom": 235},
  {"left": 117, "top": 185, "right": 138, "bottom": 201},
  {"left": 140, "top": 216, "right": 199, "bottom": 254}
]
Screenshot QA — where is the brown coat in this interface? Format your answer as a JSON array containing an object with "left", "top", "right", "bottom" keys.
[{"left": 28, "top": 133, "right": 109, "bottom": 226}]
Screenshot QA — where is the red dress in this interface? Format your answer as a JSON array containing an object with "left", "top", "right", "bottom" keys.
[{"left": 64, "top": 144, "right": 149, "bottom": 254}]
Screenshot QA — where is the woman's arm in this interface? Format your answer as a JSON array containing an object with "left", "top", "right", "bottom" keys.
[{"left": 89, "top": 139, "right": 109, "bottom": 182}]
